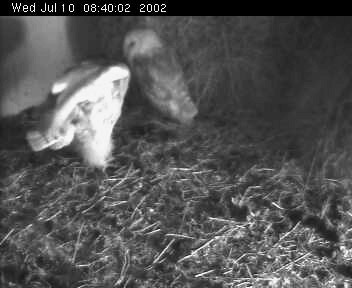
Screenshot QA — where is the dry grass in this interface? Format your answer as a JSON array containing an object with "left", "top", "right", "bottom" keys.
[{"left": 1, "top": 108, "right": 352, "bottom": 288}]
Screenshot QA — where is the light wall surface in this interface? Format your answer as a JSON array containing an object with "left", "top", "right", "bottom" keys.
[{"left": 0, "top": 16, "right": 75, "bottom": 116}]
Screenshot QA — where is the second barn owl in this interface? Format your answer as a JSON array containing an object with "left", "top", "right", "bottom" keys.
[{"left": 123, "top": 29, "right": 198, "bottom": 125}]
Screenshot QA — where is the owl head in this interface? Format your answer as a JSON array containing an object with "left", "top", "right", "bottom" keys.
[{"left": 123, "top": 29, "right": 163, "bottom": 62}]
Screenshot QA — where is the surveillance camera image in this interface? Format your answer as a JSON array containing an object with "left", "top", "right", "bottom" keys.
[{"left": 1, "top": 16, "right": 352, "bottom": 288}]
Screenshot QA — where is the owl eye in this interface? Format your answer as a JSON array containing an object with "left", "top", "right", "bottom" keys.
[
  {"left": 127, "top": 40, "right": 136, "bottom": 51},
  {"left": 71, "top": 118, "right": 80, "bottom": 125}
]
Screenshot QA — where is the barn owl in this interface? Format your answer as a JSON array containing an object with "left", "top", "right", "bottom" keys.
[
  {"left": 26, "top": 60, "right": 131, "bottom": 168},
  {"left": 123, "top": 29, "right": 198, "bottom": 125}
]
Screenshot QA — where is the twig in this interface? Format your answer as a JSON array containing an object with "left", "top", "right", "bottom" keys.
[
  {"left": 270, "top": 221, "right": 301, "bottom": 251},
  {"left": 72, "top": 223, "right": 85, "bottom": 264},
  {"left": 0, "top": 228, "right": 15, "bottom": 246},
  {"left": 115, "top": 249, "right": 130, "bottom": 286},
  {"left": 153, "top": 239, "right": 176, "bottom": 264},
  {"left": 273, "top": 252, "right": 312, "bottom": 273},
  {"left": 178, "top": 237, "right": 217, "bottom": 263},
  {"left": 130, "top": 195, "right": 147, "bottom": 219},
  {"left": 195, "top": 269, "right": 216, "bottom": 278},
  {"left": 166, "top": 233, "right": 196, "bottom": 240}
]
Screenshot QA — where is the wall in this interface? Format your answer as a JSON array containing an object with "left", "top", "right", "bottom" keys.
[
  {"left": 0, "top": 16, "right": 106, "bottom": 117},
  {"left": 0, "top": 16, "right": 74, "bottom": 116}
]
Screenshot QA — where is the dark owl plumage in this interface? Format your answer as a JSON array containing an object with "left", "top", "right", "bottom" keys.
[
  {"left": 26, "top": 60, "right": 131, "bottom": 168},
  {"left": 123, "top": 29, "right": 198, "bottom": 124}
]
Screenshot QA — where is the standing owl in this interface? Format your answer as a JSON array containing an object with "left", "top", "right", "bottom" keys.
[
  {"left": 123, "top": 29, "right": 198, "bottom": 125},
  {"left": 26, "top": 60, "right": 131, "bottom": 168}
]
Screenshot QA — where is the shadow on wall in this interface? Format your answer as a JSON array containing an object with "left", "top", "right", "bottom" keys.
[
  {"left": 0, "top": 16, "right": 75, "bottom": 116},
  {"left": 66, "top": 16, "right": 106, "bottom": 62},
  {"left": 66, "top": 16, "right": 143, "bottom": 62},
  {"left": 0, "top": 18, "right": 25, "bottom": 64},
  {"left": 0, "top": 17, "right": 26, "bottom": 115}
]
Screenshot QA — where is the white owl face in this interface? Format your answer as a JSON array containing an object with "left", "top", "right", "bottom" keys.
[{"left": 123, "top": 29, "right": 163, "bottom": 61}]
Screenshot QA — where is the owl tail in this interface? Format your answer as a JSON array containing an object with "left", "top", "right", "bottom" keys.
[{"left": 26, "top": 130, "right": 58, "bottom": 152}]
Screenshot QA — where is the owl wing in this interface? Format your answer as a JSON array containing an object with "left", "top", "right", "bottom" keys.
[
  {"left": 53, "top": 64, "right": 130, "bottom": 125},
  {"left": 51, "top": 61, "right": 101, "bottom": 95},
  {"left": 132, "top": 50, "right": 198, "bottom": 124},
  {"left": 26, "top": 62, "right": 130, "bottom": 152}
]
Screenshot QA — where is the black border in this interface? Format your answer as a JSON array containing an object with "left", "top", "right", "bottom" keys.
[{"left": 1, "top": 0, "right": 264, "bottom": 16}]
